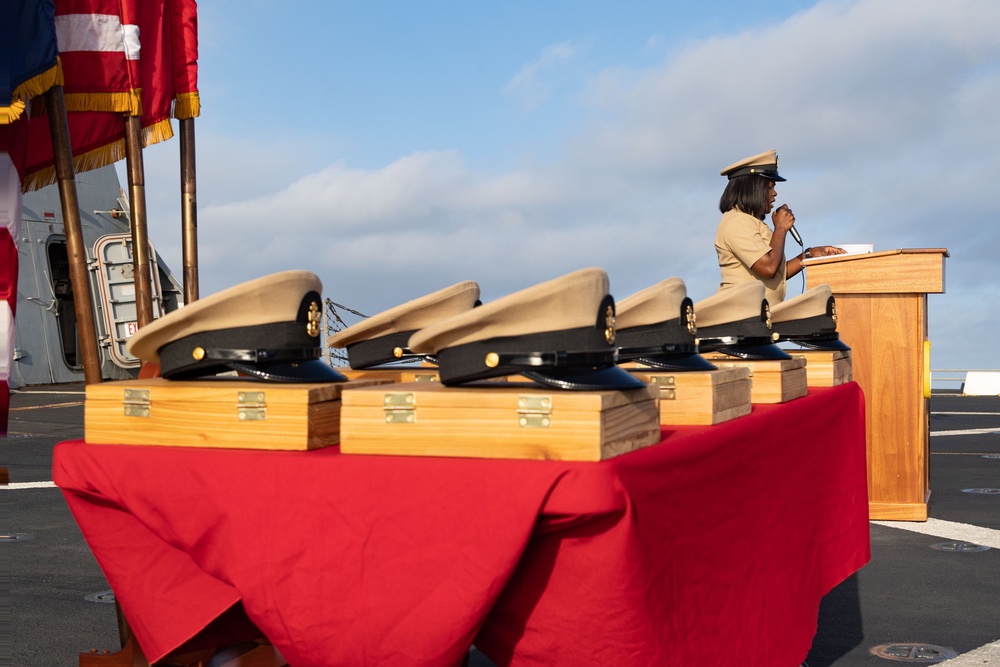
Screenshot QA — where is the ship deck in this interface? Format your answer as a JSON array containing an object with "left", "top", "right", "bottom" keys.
[{"left": 6, "top": 384, "right": 999, "bottom": 666}]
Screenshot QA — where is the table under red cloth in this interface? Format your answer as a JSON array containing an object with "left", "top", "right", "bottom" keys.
[{"left": 53, "top": 383, "right": 869, "bottom": 667}]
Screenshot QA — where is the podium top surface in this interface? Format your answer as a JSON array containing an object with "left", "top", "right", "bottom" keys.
[{"left": 804, "top": 248, "right": 948, "bottom": 294}]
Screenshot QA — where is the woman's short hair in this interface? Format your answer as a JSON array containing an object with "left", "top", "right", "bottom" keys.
[{"left": 719, "top": 176, "right": 772, "bottom": 218}]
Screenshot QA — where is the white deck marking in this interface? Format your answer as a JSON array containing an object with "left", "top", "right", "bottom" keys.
[
  {"left": 931, "top": 427, "right": 1000, "bottom": 437},
  {"left": 938, "top": 639, "right": 1000, "bottom": 666},
  {"left": 933, "top": 412, "right": 1000, "bottom": 416},
  {"left": 872, "top": 517, "right": 1000, "bottom": 549},
  {"left": 4, "top": 481, "right": 58, "bottom": 490}
]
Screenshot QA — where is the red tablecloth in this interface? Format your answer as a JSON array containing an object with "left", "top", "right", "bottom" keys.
[{"left": 53, "top": 383, "right": 869, "bottom": 667}]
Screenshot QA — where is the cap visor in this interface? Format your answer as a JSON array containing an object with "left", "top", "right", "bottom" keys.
[
  {"left": 522, "top": 365, "right": 647, "bottom": 391},
  {"left": 632, "top": 353, "right": 718, "bottom": 372},
  {"left": 228, "top": 360, "right": 348, "bottom": 383},
  {"left": 714, "top": 343, "right": 792, "bottom": 361},
  {"left": 790, "top": 338, "right": 851, "bottom": 352}
]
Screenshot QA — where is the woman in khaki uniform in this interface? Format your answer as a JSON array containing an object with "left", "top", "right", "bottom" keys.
[{"left": 714, "top": 150, "right": 844, "bottom": 304}]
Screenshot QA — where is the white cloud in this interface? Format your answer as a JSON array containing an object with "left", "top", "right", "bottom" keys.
[
  {"left": 502, "top": 41, "right": 585, "bottom": 111},
  {"left": 141, "top": 0, "right": 1000, "bottom": 371}
]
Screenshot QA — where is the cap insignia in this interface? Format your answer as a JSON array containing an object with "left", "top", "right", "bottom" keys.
[
  {"left": 831, "top": 301, "right": 838, "bottom": 324},
  {"left": 685, "top": 304, "right": 697, "bottom": 336},
  {"left": 604, "top": 304, "right": 616, "bottom": 345},
  {"left": 306, "top": 301, "right": 321, "bottom": 338},
  {"left": 764, "top": 303, "right": 772, "bottom": 330}
]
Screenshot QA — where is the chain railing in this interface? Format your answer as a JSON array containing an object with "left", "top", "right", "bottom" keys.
[
  {"left": 932, "top": 369, "right": 1000, "bottom": 388},
  {"left": 323, "top": 299, "right": 368, "bottom": 367}
]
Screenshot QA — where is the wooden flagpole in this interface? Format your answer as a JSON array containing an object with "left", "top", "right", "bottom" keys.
[
  {"left": 123, "top": 115, "right": 155, "bottom": 328},
  {"left": 44, "top": 85, "right": 102, "bottom": 385},
  {"left": 179, "top": 117, "right": 199, "bottom": 303}
]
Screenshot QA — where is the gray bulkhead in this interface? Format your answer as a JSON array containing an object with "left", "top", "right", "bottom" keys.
[{"left": 11, "top": 165, "right": 182, "bottom": 387}]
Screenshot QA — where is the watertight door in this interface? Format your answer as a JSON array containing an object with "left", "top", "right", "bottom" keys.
[{"left": 92, "top": 234, "right": 165, "bottom": 368}]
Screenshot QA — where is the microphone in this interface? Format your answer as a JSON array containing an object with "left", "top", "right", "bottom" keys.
[{"left": 789, "top": 225, "right": 803, "bottom": 246}]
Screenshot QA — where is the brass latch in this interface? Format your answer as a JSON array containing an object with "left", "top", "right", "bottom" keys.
[
  {"left": 384, "top": 392, "right": 416, "bottom": 423},
  {"left": 648, "top": 375, "right": 677, "bottom": 400},
  {"left": 123, "top": 388, "right": 150, "bottom": 418},
  {"left": 518, "top": 395, "right": 552, "bottom": 428},
  {"left": 237, "top": 391, "right": 266, "bottom": 421}
]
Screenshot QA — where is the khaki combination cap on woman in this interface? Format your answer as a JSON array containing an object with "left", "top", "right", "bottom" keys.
[
  {"left": 770, "top": 284, "right": 850, "bottom": 351},
  {"left": 327, "top": 281, "right": 481, "bottom": 369},
  {"left": 126, "top": 270, "right": 346, "bottom": 383},
  {"left": 409, "top": 267, "right": 646, "bottom": 390},
  {"left": 721, "top": 149, "right": 785, "bottom": 182},
  {"left": 615, "top": 277, "right": 716, "bottom": 371},
  {"left": 693, "top": 281, "right": 791, "bottom": 361}
]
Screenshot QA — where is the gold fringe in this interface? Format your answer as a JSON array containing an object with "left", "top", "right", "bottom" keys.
[
  {"left": 63, "top": 90, "right": 142, "bottom": 116},
  {"left": 141, "top": 117, "right": 174, "bottom": 147},
  {"left": 21, "top": 118, "right": 174, "bottom": 192},
  {"left": 22, "top": 138, "right": 126, "bottom": 192},
  {"left": 0, "top": 62, "right": 64, "bottom": 125},
  {"left": 173, "top": 92, "right": 201, "bottom": 120},
  {"left": 1, "top": 100, "right": 27, "bottom": 125}
]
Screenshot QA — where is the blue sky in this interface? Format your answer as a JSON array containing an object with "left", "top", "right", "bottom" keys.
[{"left": 129, "top": 0, "right": 1000, "bottom": 373}]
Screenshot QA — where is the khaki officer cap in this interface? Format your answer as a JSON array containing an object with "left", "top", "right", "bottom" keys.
[
  {"left": 126, "top": 270, "right": 346, "bottom": 382},
  {"left": 409, "top": 267, "right": 646, "bottom": 390},
  {"left": 770, "top": 284, "right": 850, "bottom": 351},
  {"left": 721, "top": 149, "right": 785, "bottom": 182},
  {"left": 327, "top": 281, "right": 480, "bottom": 369},
  {"left": 615, "top": 277, "right": 716, "bottom": 371},
  {"left": 694, "top": 282, "right": 791, "bottom": 360}
]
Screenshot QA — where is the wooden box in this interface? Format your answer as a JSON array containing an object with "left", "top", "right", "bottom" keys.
[
  {"left": 626, "top": 366, "right": 752, "bottom": 425},
  {"left": 339, "top": 381, "right": 661, "bottom": 461},
  {"left": 338, "top": 366, "right": 441, "bottom": 383},
  {"left": 85, "top": 377, "right": 387, "bottom": 450},
  {"left": 790, "top": 349, "right": 853, "bottom": 387},
  {"left": 702, "top": 356, "right": 808, "bottom": 404},
  {"left": 337, "top": 367, "right": 512, "bottom": 385}
]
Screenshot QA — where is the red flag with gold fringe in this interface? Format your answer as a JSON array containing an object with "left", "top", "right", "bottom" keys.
[
  {"left": 1, "top": 0, "right": 200, "bottom": 190},
  {"left": 169, "top": 0, "right": 200, "bottom": 120},
  {"left": 54, "top": 0, "right": 142, "bottom": 115}
]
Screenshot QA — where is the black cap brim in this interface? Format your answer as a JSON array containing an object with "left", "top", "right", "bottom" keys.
[
  {"left": 228, "top": 360, "right": 348, "bottom": 383},
  {"left": 713, "top": 343, "right": 792, "bottom": 361},
  {"left": 632, "top": 353, "right": 718, "bottom": 372},
  {"left": 522, "top": 365, "right": 647, "bottom": 391},
  {"left": 789, "top": 338, "right": 851, "bottom": 352}
]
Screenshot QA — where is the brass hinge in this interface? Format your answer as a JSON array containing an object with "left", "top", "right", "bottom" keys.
[
  {"left": 123, "top": 388, "right": 150, "bottom": 418},
  {"left": 384, "top": 392, "right": 416, "bottom": 423},
  {"left": 413, "top": 373, "right": 438, "bottom": 382},
  {"left": 648, "top": 375, "right": 677, "bottom": 400},
  {"left": 518, "top": 395, "right": 552, "bottom": 428},
  {"left": 237, "top": 391, "right": 266, "bottom": 421}
]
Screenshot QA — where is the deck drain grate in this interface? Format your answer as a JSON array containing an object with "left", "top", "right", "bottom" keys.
[
  {"left": 962, "top": 487, "right": 1000, "bottom": 494},
  {"left": 929, "top": 541, "right": 990, "bottom": 552},
  {"left": 0, "top": 533, "right": 35, "bottom": 542},
  {"left": 870, "top": 643, "right": 958, "bottom": 662},
  {"left": 85, "top": 590, "right": 116, "bottom": 604}
]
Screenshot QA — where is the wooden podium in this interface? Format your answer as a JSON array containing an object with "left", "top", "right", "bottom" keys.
[{"left": 804, "top": 248, "right": 948, "bottom": 521}]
